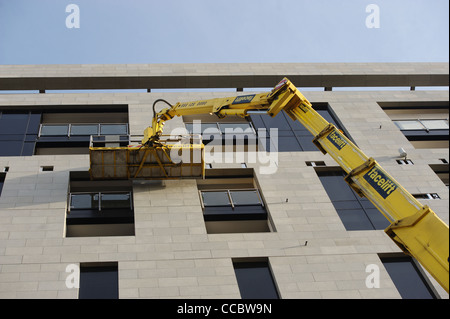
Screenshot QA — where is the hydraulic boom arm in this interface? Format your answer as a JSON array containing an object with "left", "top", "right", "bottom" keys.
[{"left": 144, "top": 78, "right": 449, "bottom": 293}]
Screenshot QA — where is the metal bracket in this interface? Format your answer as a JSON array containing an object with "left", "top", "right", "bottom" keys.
[
  {"left": 344, "top": 157, "right": 376, "bottom": 197},
  {"left": 384, "top": 205, "right": 433, "bottom": 256},
  {"left": 312, "top": 124, "right": 335, "bottom": 155},
  {"left": 387, "top": 205, "right": 432, "bottom": 231}
]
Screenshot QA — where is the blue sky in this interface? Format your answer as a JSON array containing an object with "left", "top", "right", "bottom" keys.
[{"left": 0, "top": 0, "right": 448, "bottom": 65}]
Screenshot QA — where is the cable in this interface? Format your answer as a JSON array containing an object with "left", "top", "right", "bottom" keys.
[{"left": 152, "top": 99, "right": 173, "bottom": 117}]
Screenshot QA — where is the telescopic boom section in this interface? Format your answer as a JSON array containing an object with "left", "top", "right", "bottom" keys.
[
  {"left": 141, "top": 78, "right": 449, "bottom": 293},
  {"left": 142, "top": 92, "right": 273, "bottom": 146},
  {"left": 277, "top": 80, "right": 449, "bottom": 293}
]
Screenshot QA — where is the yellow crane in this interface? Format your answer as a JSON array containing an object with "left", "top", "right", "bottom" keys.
[{"left": 89, "top": 78, "right": 449, "bottom": 293}]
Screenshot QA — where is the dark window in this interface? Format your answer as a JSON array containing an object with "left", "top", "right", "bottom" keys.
[
  {"left": 380, "top": 256, "right": 436, "bottom": 299},
  {"left": 70, "top": 124, "right": 99, "bottom": 136},
  {"left": 66, "top": 172, "right": 134, "bottom": 237},
  {"left": 316, "top": 169, "right": 390, "bottom": 230},
  {"left": 101, "top": 193, "right": 132, "bottom": 209},
  {"left": 412, "top": 193, "right": 440, "bottom": 200},
  {"left": 396, "top": 159, "right": 414, "bottom": 165},
  {"left": 201, "top": 189, "right": 266, "bottom": 222},
  {"left": 0, "top": 173, "right": 5, "bottom": 196},
  {"left": 36, "top": 108, "right": 129, "bottom": 155},
  {"left": 79, "top": 263, "right": 118, "bottom": 299},
  {"left": 197, "top": 170, "right": 273, "bottom": 234},
  {"left": 40, "top": 125, "right": 69, "bottom": 136},
  {"left": 39, "top": 124, "right": 128, "bottom": 138},
  {"left": 68, "top": 192, "right": 133, "bottom": 225},
  {"left": 229, "top": 190, "right": 261, "bottom": 205},
  {"left": 233, "top": 260, "right": 279, "bottom": 299},
  {"left": 201, "top": 191, "right": 231, "bottom": 206},
  {"left": 70, "top": 193, "right": 100, "bottom": 210},
  {"left": 37, "top": 123, "right": 129, "bottom": 155},
  {"left": 0, "top": 111, "right": 41, "bottom": 156},
  {"left": 430, "top": 163, "right": 449, "bottom": 187},
  {"left": 250, "top": 104, "right": 348, "bottom": 152},
  {"left": 99, "top": 124, "right": 128, "bottom": 135},
  {"left": 218, "top": 123, "right": 253, "bottom": 133},
  {"left": 0, "top": 108, "right": 129, "bottom": 156},
  {"left": 185, "top": 122, "right": 220, "bottom": 135},
  {"left": 185, "top": 122, "right": 255, "bottom": 146}
]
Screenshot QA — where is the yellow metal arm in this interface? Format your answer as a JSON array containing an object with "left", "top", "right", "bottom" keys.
[
  {"left": 142, "top": 78, "right": 449, "bottom": 292},
  {"left": 279, "top": 82, "right": 449, "bottom": 293}
]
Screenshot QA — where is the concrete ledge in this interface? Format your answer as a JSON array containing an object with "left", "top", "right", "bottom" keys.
[{"left": 0, "top": 63, "right": 448, "bottom": 90}]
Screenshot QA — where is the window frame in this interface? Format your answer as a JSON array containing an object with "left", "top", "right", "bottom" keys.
[
  {"left": 315, "top": 167, "right": 390, "bottom": 231},
  {"left": 249, "top": 103, "right": 354, "bottom": 152},
  {"left": 0, "top": 172, "right": 6, "bottom": 196},
  {"left": 394, "top": 119, "right": 449, "bottom": 131},
  {"left": 199, "top": 188, "right": 264, "bottom": 209},
  {"left": 69, "top": 191, "right": 133, "bottom": 212},
  {"left": 185, "top": 122, "right": 256, "bottom": 136},
  {"left": 38, "top": 123, "right": 129, "bottom": 137},
  {"left": 232, "top": 258, "right": 280, "bottom": 299},
  {"left": 380, "top": 255, "right": 438, "bottom": 299},
  {"left": 79, "top": 262, "right": 119, "bottom": 299}
]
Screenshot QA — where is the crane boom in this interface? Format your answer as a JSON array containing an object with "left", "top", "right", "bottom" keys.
[{"left": 92, "top": 78, "right": 449, "bottom": 293}]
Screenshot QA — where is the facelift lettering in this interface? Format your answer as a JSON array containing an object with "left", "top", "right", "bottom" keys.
[
  {"left": 326, "top": 130, "right": 347, "bottom": 151},
  {"left": 363, "top": 167, "right": 397, "bottom": 199}
]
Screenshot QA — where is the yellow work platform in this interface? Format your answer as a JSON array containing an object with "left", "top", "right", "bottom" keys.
[{"left": 89, "top": 141, "right": 204, "bottom": 180}]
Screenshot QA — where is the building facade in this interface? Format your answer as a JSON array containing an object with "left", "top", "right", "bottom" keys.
[{"left": 0, "top": 63, "right": 448, "bottom": 299}]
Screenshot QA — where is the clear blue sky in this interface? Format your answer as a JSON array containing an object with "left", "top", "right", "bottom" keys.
[{"left": 0, "top": 0, "right": 448, "bottom": 65}]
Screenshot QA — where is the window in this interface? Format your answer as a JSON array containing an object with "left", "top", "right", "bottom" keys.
[
  {"left": 430, "top": 163, "right": 449, "bottom": 187},
  {"left": 39, "top": 124, "right": 128, "bottom": 137},
  {"left": 0, "top": 108, "right": 130, "bottom": 156},
  {"left": 396, "top": 159, "right": 414, "bottom": 165},
  {"left": 250, "top": 103, "right": 349, "bottom": 152},
  {"left": 70, "top": 124, "right": 99, "bottom": 136},
  {"left": 100, "top": 124, "right": 128, "bottom": 135},
  {"left": 0, "top": 173, "right": 5, "bottom": 196},
  {"left": 79, "top": 262, "right": 118, "bottom": 299},
  {"left": 39, "top": 125, "right": 70, "bottom": 136},
  {"left": 69, "top": 192, "right": 133, "bottom": 210},
  {"left": 201, "top": 189, "right": 266, "bottom": 220},
  {"left": 66, "top": 172, "right": 134, "bottom": 237},
  {"left": 200, "top": 188, "right": 269, "bottom": 233},
  {"left": 233, "top": 259, "right": 279, "bottom": 299},
  {"left": 35, "top": 108, "right": 129, "bottom": 155},
  {"left": 39, "top": 123, "right": 129, "bottom": 137},
  {"left": 184, "top": 121, "right": 255, "bottom": 146},
  {"left": 382, "top": 104, "right": 449, "bottom": 149},
  {"left": 380, "top": 255, "right": 436, "bottom": 299},
  {"left": 0, "top": 111, "right": 41, "bottom": 156},
  {"left": 394, "top": 119, "right": 449, "bottom": 131},
  {"left": 412, "top": 193, "right": 440, "bottom": 200},
  {"left": 316, "top": 168, "right": 390, "bottom": 231},
  {"left": 197, "top": 169, "right": 274, "bottom": 234},
  {"left": 306, "top": 161, "right": 326, "bottom": 167}
]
